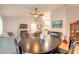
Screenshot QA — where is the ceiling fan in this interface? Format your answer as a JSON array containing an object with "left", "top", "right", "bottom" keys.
[{"left": 28, "top": 8, "right": 44, "bottom": 18}]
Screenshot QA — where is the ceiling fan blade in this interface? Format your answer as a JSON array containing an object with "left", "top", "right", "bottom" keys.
[
  {"left": 29, "top": 13, "right": 33, "bottom": 15},
  {"left": 25, "top": 8, "right": 44, "bottom": 17},
  {"left": 26, "top": 12, "right": 36, "bottom": 15},
  {"left": 39, "top": 14, "right": 44, "bottom": 16},
  {"left": 26, "top": 13, "right": 30, "bottom": 16}
]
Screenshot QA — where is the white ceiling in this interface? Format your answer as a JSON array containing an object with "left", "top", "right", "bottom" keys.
[
  {"left": 0, "top": 4, "right": 79, "bottom": 18},
  {"left": 0, "top": 4, "right": 63, "bottom": 18}
]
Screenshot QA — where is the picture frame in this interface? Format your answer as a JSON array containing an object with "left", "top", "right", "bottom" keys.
[
  {"left": 20, "top": 24, "right": 27, "bottom": 29},
  {"left": 52, "top": 20, "right": 63, "bottom": 28}
]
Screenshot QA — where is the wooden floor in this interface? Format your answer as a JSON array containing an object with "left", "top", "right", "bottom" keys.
[
  {"left": 74, "top": 44, "right": 79, "bottom": 54},
  {"left": 59, "top": 43, "right": 79, "bottom": 54}
]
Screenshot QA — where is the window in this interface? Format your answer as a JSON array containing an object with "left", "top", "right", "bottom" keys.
[
  {"left": 0, "top": 17, "right": 3, "bottom": 35},
  {"left": 31, "top": 22, "right": 37, "bottom": 33}
]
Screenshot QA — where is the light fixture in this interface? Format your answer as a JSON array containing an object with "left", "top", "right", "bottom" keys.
[
  {"left": 33, "top": 14, "right": 39, "bottom": 18},
  {"left": 30, "top": 8, "right": 44, "bottom": 33},
  {"left": 29, "top": 8, "right": 43, "bottom": 18}
]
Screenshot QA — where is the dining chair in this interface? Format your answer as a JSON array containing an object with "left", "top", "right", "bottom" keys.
[
  {"left": 7, "top": 32, "right": 14, "bottom": 36},
  {"left": 68, "top": 36, "right": 76, "bottom": 54},
  {"left": 56, "top": 36, "right": 76, "bottom": 54}
]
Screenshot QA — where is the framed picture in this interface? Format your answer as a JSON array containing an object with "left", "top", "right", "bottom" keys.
[
  {"left": 52, "top": 20, "right": 63, "bottom": 28},
  {"left": 20, "top": 24, "right": 27, "bottom": 29}
]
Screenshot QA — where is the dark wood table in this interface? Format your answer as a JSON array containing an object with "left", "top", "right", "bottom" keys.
[{"left": 18, "top": 35, "right": 62, "bottom": 54}]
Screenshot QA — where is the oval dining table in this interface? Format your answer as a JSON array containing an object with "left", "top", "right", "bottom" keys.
[{"left": 18, "top": 35, "right": 62, "bottom": 54}]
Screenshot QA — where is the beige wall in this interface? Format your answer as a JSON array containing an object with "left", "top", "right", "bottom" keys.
[
  {"left": 66, "top": 6, "right": 79, "bottom": 23},
  {"left": 65, "top": 6, "right": 79, "bottom": 40},
  {"left": 51, "top": 6, "right": 79, "bottom": 41},
  {"left": 3, "top": 16, "right": 44, "bottom": 35},
  {"left": 51, "top": 6, "right": 66, "bottom": 40},
  {"left": 3, "top": 16, "right": 34, "bottom": 36}
]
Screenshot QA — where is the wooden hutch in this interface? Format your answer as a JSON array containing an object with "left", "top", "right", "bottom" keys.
[{"left": 70, "top": 20, "right": 79, "bottom": 41}]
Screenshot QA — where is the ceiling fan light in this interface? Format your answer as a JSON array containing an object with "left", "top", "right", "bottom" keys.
[{"left": 34, "top": 14, "right": 38, "bottom": 18}]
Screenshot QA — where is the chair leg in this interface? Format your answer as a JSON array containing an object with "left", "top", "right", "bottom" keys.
[
  {"left": 19, "top": 46, "right": 23, "bottom": 54},
  {"left": 68, "top": 42, "right": 76, "bottom": 54}
]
